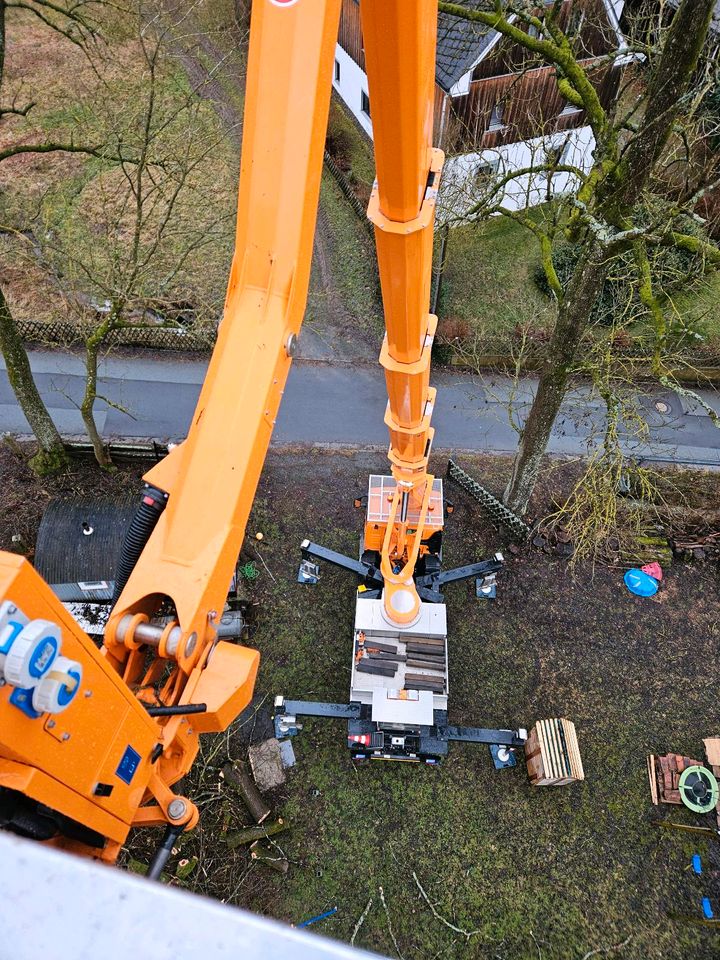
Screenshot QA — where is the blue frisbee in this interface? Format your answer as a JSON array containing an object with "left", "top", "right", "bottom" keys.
[{"left": 624, "top": 568, "right": 659, "bottom": 597}]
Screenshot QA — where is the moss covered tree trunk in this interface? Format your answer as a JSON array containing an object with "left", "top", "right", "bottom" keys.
[
  {"left": 0, "top": 1, "right": 67, "bottom": 475},
  {"left": 503, "top": 0, "right": 716, "bottom": 515},
  {"left": 81, "top": 320, "right": 114, "bottom": 470},
  {"left": 504, "top": 249, "right": 609, "bottom": 514},
  {"left": 0, "top": 286, "right": 69, "bottom": 474}
]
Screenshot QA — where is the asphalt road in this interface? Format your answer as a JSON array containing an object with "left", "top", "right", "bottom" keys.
[{"left": 2, "top": 350, "right": 720, "bottom": 466}]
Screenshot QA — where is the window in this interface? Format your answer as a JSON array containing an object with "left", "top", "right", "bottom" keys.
[
  {"left": 527, "top": 23, "right": 540, "bottom": 39},
  {"left": 475, "top": 156, "right": 500, "bottom": 183},
  {"left": 488, "top": 102, "right": 505, "bottom": 131},
  {"left": 547, "top": 138, "right": 572, "bottom": 166},
  {"left": 334, "top": 59, "right": 340, "bottom": 84},
  {"left": 361, "top": 90, "right": 370, "bottom": 118},
  {"left": 560, "top": 100, "right": 581, "bottom": 116}
]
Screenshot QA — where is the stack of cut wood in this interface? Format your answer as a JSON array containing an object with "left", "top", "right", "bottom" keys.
[
  {"left": 356, "top": 635, "right": 402, "bottom": 678},
  {"left": 404, "top": 636, "right": 446, "bottom": 693},
  {"left": 647, "top": 752, "right": 704, "bottom": 805},
  {"left": 525, "top": 719, "right": 584, "bottom": 786},
  {"left": 222, "top": 760, "right": 289, "bottom": 873},
  {"left": 704, "top": 738, "right": 720, "bottom": 830}
]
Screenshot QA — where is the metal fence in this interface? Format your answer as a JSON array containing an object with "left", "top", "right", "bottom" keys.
[
  {"left": 323, "top": 150, "right": 373, "bottom": 234},
  {"left": 17, "top": 319, "right": 217, "bottom": 353}
]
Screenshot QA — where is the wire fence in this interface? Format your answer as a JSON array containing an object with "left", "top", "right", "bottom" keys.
[
  {"left": 323, "top": 150, "right": 373, "bottom": 234},
  {"left": 17, "top": 319, "right": 218, "bottom": 353}
]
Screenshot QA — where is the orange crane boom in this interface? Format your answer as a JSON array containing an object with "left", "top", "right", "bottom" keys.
[
  {"left": 361, "top": 0, "right": 443, "bottom": 627},
  {"left": 0, "top": 0, "right": 342, "bottom": 861},
  {"left": 0, "top": 0, "right": 453, "bottom": 862}
]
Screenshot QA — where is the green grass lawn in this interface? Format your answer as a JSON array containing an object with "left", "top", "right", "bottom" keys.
[
  {"left": 439, "top": 215, "right": 555, "bottom": 347},
  {"left": 122, "top": 448, "right": 717, "bottom": 960},
  {"left": 326, "top": 96, "right": 377, "bottom": 204},
  {"left": 668, "top": 271, "right": 720, "bottom": 349},
  {"left": 2, "top": 443, "right": 719, "bottom": 960},
  {"left": 437, "top": 210, "right": 720, "bottom": 365}
]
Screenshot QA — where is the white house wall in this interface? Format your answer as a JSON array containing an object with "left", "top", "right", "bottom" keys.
[
  {"left": 332, "top": 41, "right": 598, "bottom": 217},
  {"left": 333, "top": 43, "right": 373, "bottom": 138},
  {"left": 438, "top": 125, "right": 596, "bottom": 219}
]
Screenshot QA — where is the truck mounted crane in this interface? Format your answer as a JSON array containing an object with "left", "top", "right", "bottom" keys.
[{"left": 0, "top": 0, "right": 582, "bottom": 872}]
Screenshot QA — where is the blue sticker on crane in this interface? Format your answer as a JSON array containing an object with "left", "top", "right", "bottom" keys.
[{"left": 116, "top": 745, "right": 141, "bottom": 785}]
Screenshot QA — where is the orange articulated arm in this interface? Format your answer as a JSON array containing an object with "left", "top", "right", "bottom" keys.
[
  {"left": 0, "top": 0, "right": 341, "bottom": 860},
  {"left": 105, "top": 0, "right": 342, "bottom": 686},
  {"left": 360, "top": 0, "right": 444, "bottom": 626}
]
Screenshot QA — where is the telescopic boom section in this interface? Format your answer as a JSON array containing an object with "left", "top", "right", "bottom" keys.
[
  {"left": 0, "top": 0, "right": 343, "bottom": 860},
  {"left": 104, "top": 0, "right": 342, "bottom": 675},
  {"left": 360, "top": 0, "right": 444, "bottom": 626}
]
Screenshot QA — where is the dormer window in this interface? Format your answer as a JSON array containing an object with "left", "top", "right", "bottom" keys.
[
  {"left": 560, "top": 101, "right": 582, "bottom": 116},
  {"left": 488, "top": 103, "right": 505, "bottom": 131}
]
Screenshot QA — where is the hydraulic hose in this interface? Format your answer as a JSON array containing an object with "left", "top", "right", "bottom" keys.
[{"left": 111, "top": 485, "right": 167, "bottom": 608}]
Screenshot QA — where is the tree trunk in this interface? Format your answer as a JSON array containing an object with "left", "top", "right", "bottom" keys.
[
  {"left": 222, "top": 761, "right": 271, "bottom": 824},
  {"left": 504, "top": 0, "right": 716, "bottom": 514},
  {"left": 226, "top": 817, "right": 288, "bottom": 849},
  {"left": 504, "top": 247, "right": 610, "bottom": 515},
  {"left": 0, "top": 285, "right": 69, "bottom": 475},
  {"left": 81, "top": 328, "right": 113, "bottom": 470}
]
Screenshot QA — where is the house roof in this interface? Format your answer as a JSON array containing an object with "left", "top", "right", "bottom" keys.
[{"left": 435, "top": 1, "right": 497, "bottom": 94}]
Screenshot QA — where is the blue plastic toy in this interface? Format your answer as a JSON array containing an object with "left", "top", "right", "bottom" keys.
[{"left": 624, "top": 568, "right": 659, "bottom": 597}]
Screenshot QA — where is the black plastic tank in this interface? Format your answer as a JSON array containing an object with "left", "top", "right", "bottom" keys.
[{"left": 35, "top": 498, "right": 136, "bottom": 589}]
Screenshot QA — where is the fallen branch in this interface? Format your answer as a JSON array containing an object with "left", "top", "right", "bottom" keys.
[
  {"left": 581, "top": 935, "right": 633, "bottom": 960},
  {"left": 252, "top": 544, "right": 276, "bottom": 582},
  {"left": 226, "top": 817, "right": 287, "bottom": 849},
  {"left": 351, "top": 898, "right": 373, "bottom": 946},
  {"left": 379, "top": 886, "right": 403, "bottom": 960},
  {"left": 412, "top": 872, "right": 482, "bottom": 943}
]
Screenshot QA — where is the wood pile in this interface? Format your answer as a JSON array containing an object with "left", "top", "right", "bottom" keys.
[
  {"left": 671, "top": 529, "right": 720, "bottom": 560},
  {"left": 525, "top": 719, "right": 584, "bottom": 786},
  {"left": 647, "top": 752, "right": 704, "bottom": 805},
  {"left": 704, "top": 738, "right": 720, "bottom": 830}
]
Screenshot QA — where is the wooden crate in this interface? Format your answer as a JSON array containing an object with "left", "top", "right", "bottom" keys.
[{"left": 525, "top": 719, "right": 584, "bottom": 786}]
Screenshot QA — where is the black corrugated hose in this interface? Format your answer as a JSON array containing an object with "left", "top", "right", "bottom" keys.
[{"left": 110, "top": 485, "right": 168, "bottom": 608}]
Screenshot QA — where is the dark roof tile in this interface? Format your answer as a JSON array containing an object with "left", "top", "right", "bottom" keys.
[{"left": 436, "top": 1, "right": 497, "bottom": 94}]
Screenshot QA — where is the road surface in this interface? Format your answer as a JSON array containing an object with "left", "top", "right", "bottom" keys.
[{"left": 1, "top": 349, "right": 720, "bottom": 466}]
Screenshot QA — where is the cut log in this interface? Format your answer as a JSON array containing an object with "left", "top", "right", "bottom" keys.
[
  {"left": 357, "top": 639, "right": 397, "bottom": 654},
  {"left": 357, "top": 660, "right": 397, "bottom": 677},
  {"left": 406, "top": 640, "right": 444, "bottom": 652},
  {"left": 250, "top": 840, "right": 289, "bottom": 874},
  {"left": 226, "top": 817, "right": 288, "bottom": 849},
  {"left": 404, "top": 673, "right": 445, "bottom": 691},
  {"left": 222, "top": 761, "right": 271, "bottom": 824},
  {"left": 406, "top": 659, "right": 446, "bottom": 672}
]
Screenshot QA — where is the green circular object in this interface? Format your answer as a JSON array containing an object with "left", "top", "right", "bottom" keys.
[{"left": 678, "top": 766, "right": 719, "bottom": 814}]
